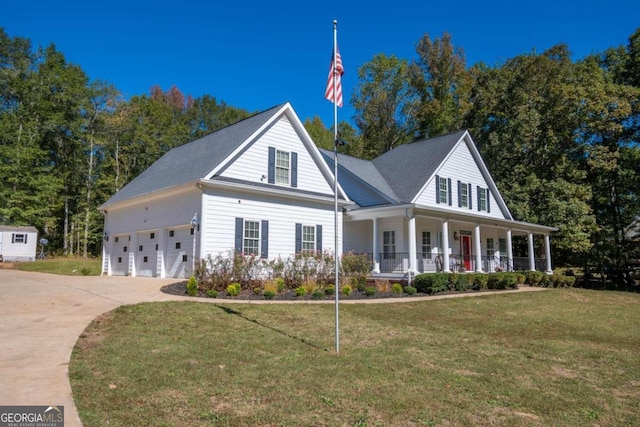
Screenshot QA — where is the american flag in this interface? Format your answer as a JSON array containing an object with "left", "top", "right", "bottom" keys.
[{"left": 324, "top": 47, "right": 344, "bottom": 107}]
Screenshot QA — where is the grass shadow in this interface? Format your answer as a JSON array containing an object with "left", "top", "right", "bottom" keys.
[{"left": 214, "top": 304, "right": 323, "bottom": 350}]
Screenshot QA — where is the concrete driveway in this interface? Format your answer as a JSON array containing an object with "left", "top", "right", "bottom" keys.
[{"left": 0, "top": 269, "right": 182, "bottom": 427}]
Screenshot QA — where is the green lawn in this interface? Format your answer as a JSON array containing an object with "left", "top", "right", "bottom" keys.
[
  {"left": 16, "top": 257, "right": 102, "bottom": 275},
  {"left": 70, "top": 289, "right": 640, "bottom": 426}
]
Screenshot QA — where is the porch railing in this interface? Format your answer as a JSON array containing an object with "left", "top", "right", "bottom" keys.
[{"left": 373, "top": 252, "right": 548, "bottom": 274}]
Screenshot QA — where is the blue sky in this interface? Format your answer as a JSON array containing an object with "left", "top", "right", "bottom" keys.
[{"left": 3, "top": 1, "right": 638, "bottom": 128}]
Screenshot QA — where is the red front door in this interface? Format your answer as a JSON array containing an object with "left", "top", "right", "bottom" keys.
[{"left": 461, "top": 235, "right": 472, "bottom": 271}]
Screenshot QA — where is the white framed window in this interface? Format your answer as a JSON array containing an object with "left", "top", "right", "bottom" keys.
[
  {"left": 383, "top": 231, "right": 395, "bottom": 259},
  {"left": 275, "top": 149, "right": 290, "bottom": 185},
  {"left": 439, "top": 179, "right": 448, "bottom": 204},
  {"left": 243, "top": 220, "right": 260, "bottom": 256},
  {"left": 421, "top": 231, "right": 432, "bottom": 256},
  {"left": 479, "top": 188, "right": 487, "bottom": 211},
  {"left": 302, "top": 225, "right": 315, "bottom": 252},
  {"left": 486, "top": 238, "right": 494, "bottom": 258},
  {"left": 12, "top": 233, "right": 27, "bottom": 244},
  {"left": 499, "top": 238, "right": 507, "bottom": 257},
  {"left": 460, "top": 183, "right": 468, "bottom": 207}
]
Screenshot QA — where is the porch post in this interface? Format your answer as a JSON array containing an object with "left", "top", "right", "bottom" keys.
[
  {"left": 474, "top": 224, "right": 482, "bottom": 272},
  {"left": 408, "top": 214, "right": 417, "bottom": 274},
  {"left": 158, "top": 227, "right": 166, "bottom": 278},
  {"left": 544, "top": 234, "right": 553, "bottom": 274},
  {"left": 371, "top": 218, "right": 380, "bottom": 273},
  {"left": 506, "top": 229, "right": 513, "bottom": 271},
  {"left": 442, "top": 220, "right": 451, "bottom": 273},
  {"left": 528, "top": 232, "right": 535, "bottom": 271}
]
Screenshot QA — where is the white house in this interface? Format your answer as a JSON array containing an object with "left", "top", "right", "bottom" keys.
[
  {"left": 0, "top": 225, "right": 38, "bottom": 262},
  {"left": 99, "top": 103, "right": 555, "bottom": 279}
]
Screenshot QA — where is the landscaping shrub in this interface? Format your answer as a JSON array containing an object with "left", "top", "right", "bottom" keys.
[
  {"left": 205, "top": 290, "right": 218, "bottom": 298},
  {"left": 374, "top": 279, "right": 390, "bottom": 293},
  {"left": 312, "top": 290, "right": 324, "bottom": 300},
  {"left": 487, "top": 273, "right": 519, "bottom": 289},
  {"left": 341, "top": 285, "right": 352, "bottom": 296},
  {"left": 455, "top": 274, "right": 471, "bottom": 292},
  {"left": 226, "top": 283, "right": 241, "bottom": 296},
  {"left": 365, "top": 286, "right": 377, "bottom": 296},
  {"left": 341, "top": 252, "right": 371, "bottom": 276},
  {"left": 262, "top": 291, "right": 276, "bottom": 299},
  {"left": 186, "top": 276, "right": 198, "bottom": 296},
  {"left": 447, "top": 273, "right": 459, "bottom": 291},
  {"left": 263, "top": 290, "right": 275, "bottom": 299},
  {"left": 548, "top": 274, "right": 576, "bottom": 288},
  {"left": 414, "top": 273, "right": 449, "bottom": 294},
  {"left": 392, "top": 283, "right": 403, "bottom": 294},
  {"left": 294, "top": 286, "right": 306, "bottom": 297},
  {"left": 472, "top": 274, "right": 489, "bottom": 290},
  {"left": 404, "top": 285, "right": 417, "bottom": 295},
  {"left": 275, "top": 277, "right": 286, "bottom": 293},
  {"left": 324, "top": 284, "right": 335, "bottom": 295},
  {"left": 525, "top": 271, "right": 545, "bottom": 286}
]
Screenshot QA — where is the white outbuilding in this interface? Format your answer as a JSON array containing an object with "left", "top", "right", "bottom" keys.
[{"left": 0, "top": 225, "right": 38, "bottom": 262}]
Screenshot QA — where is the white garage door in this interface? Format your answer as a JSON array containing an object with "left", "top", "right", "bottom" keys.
[
  {"left": 111, "top": 234, "right": 130, "bottom": 276},
  {"left": 165, "top": 227, "right": 194, "bottom": 278},
  {"left": 136, "top": 231, "right": 158, "bottom": 277}
]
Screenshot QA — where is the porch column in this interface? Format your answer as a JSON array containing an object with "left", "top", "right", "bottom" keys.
[
  {"left": 474, "top": 224, "right": 482, "bottom": 272},
  {"left": 442, "top": 220, "right": 451, "bottom": 273},
  {"left": 506, "top": 229, "right": 513, "bottom": 271},
  {"left": 371, "top": 218, "right": 380, "bottom": 273},
  {"left": 408, "top": 214, "right": 417, "bottom": 274},
  {"left": 158, "top": 227, "right": 166, "bottom": 278},
  {"left": 528, "top": 232, "right": 535, "bottom": 271},
  {"left": 544, "top": 234, "right": 553, "bottom": 274}
]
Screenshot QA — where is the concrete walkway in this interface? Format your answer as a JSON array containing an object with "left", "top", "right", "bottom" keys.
[{"left": 0, "top": 269, "right": 545, "bottom": 427}]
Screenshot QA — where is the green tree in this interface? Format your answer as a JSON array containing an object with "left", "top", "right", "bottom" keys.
[
  {"left": 410, "top": 32, "right": 473, "bottom": 138},
  {"left": 351, "top": 53, "right": 416, "bottom": 159}
]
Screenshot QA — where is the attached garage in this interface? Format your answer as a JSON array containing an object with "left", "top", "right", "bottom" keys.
[
  {"left": 136, "top": 230, "right": 158, "bottom": 277},
  {"left": 165, "top": 226, "right": 194, "bottom": 278},
  {"left": 110, "top": 234, "right": 130, "bottom": 276}
]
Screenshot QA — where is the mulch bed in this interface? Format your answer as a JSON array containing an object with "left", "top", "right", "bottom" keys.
[{"left": 160, "top": 281, "right": 430, "bottom": 301}]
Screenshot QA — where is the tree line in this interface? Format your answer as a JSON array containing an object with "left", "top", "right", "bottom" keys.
[{"left": 1, "top": 27, "right": 639, "bottom": 282}]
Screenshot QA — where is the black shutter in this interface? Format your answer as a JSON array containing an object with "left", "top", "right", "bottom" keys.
[
  {"left": 235, "top": 217, "right": 243, "bottom": 254},
  {"left": 477, "top": 185, "right": 481, "bottom": 211},
  {"left": 468, "top": 183, "right": 473, "bottom": 210},
  {"left": 295, "top": 223, "right": 302, "bottom": 253},
  {"left": 457, "top": 180, "right": 462, "bottom": 207},
  {"left": 316, "top": 225, "right": 322, "bottom": 252},
  {"left": 261, "top": 220, "right": 269, "bottom": 259},
  {"left": 11, "top": 234, "right": 14, "bottom": 244},
  {"left": 447, "top": 178, "right": 452, "bottom": 206},
  {"left": 435, "top": 175, "right": 440, "bottom": 203},
  {"left": 291, "top": 152, "right": 298, "bottom": 187},
  {"left": 267, "top": 147, "right": 275, "bottom": 184},
  {"left": 486, "top": 188, "right": 491, "bottom": 213}
]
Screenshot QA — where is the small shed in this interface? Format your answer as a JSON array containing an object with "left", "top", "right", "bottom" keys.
[{"left": 0, "top": 225, "right": 39, "bottom": 262}]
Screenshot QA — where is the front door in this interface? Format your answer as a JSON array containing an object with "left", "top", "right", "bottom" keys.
[{"left": 461, "top": 235, "right": 472, "bottom": 271}]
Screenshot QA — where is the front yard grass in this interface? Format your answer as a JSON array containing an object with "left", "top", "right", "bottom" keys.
[
  {"left": 70, "top": 288, "right": 640, "bottom": 426},
  {"left": 16, "top": 257, "right": 102, "bottom": 275}
]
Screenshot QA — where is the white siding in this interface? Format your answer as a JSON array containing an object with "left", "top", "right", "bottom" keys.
[
  {"left": 343, "top": 221, "right": 372, "bottom": 254},
  {"left": 0, "top": 230, "right": 38, "bottom": 262},
  {"left": 202, "top": 188, "right": 339, "bottom": 259},
  {"left": 220, "top": 116, "right": 333, "bottom": 195},
  {"left": 414, "top": 140, "right": 508, "bottom": 220}
]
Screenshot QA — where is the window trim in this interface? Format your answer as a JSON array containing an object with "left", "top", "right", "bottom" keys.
[
  {"left": 243, "top": 220, "right": 261, "bottom": 256},
  {"left": 383, "top": 230, "right": 396, "bottom": 260},
  {"left": 275, "top": 149, "right": 291, "bottom": 185},
  {"left": 301, "top": 225, "right": 316, "bottom": 253}
]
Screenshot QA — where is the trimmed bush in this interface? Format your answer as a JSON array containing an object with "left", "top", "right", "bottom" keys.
[
  {"left": 455, "top": 274, "right": 471, "bottom": 292},
  {"left": 294, "top": 286, "right": 306, "bottom": 297},
  {"left": 365, "top": 286, "right": 377, "bottom": 296},
  {"left": 392, "top": 283, "right": 403, "bottom": 294},
  {"left": 341, "top": 285, "right": 352, "bottom": 296},
  {"left": 487, "top": 273, "right": 519, "bottom": 290},
  {"left": 263, "top": 290, "right": 275, "bottom": 299},
  {"left": 324, "top": 284, "right": 335, "bottom": 295},
  {"left": 414, "top": 273, "right": 449, "bottom": 294},
  {"left": 472, "top": 274, "right": 489, "bottom": 290},
  {"left": 186, "top": 276, "right": 198, "bottom": 296},
  {"left": 226, "top": 283, "right": 241, "bottom": 296},
  {"left": 404, "top": 285, "right": 417, "bottom": 295},
  {"left": 312, "top": 290, "right": 324, "bottom": 300},
  {"left": 206, "top": 289, "right": 218, "bottom": 298}
]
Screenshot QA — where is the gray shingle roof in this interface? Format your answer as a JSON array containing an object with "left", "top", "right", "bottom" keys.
[
  {"left": 101, "top": 104, "right": 285, "bottom": 208},
  {"left": 372, "top": 130, "right": 466, "bottom": 202}
]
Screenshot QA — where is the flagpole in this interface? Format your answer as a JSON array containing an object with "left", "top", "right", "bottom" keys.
[{"left": 332, "top": 19, "right": 340, "bottom": 354}]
